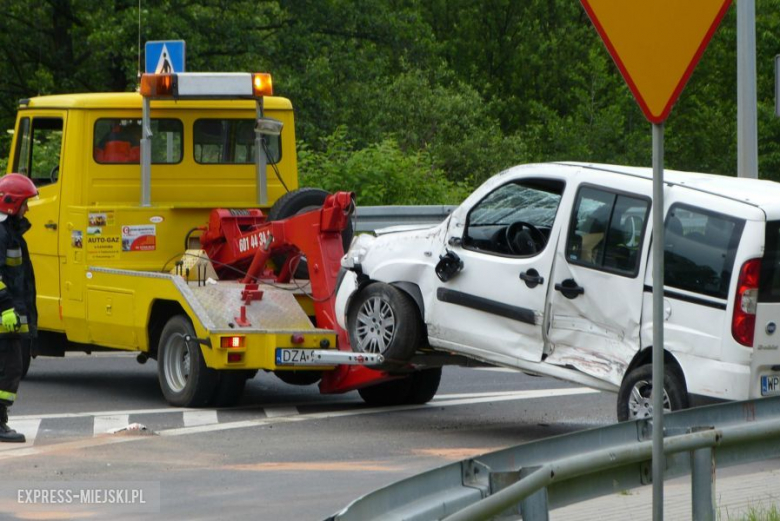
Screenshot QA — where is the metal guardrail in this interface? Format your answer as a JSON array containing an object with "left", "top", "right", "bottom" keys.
[
  {"left": 354, "top": 205, "right": 456, "bottom": 233},
  {"left": 327, "top": 396, "right": 780, "bottom": 520}
]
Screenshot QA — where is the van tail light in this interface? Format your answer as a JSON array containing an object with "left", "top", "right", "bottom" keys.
[{"left": 732, "top": 258, "right": 761, "bottom": 347}]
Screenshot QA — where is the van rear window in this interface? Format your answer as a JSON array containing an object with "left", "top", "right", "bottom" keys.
[
  {"left": 664, "top": 205, "right": 744, "bottom": 299},
  {"left": 759, "top": 221, "right": 780, "bottom": 302}
]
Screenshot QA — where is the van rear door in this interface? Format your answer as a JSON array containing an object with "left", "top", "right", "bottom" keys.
[{"left": 753, "top": 220, "right": 780, "bottom": 398}]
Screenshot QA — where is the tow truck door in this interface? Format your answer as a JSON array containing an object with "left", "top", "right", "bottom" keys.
[
  {"left": 11, "top": 111, "right": 66, "bottom": 330},
  {"left": 546, "top": 179, "right": 651, "bottom": 386},
  {"left": 428, "top": 176, "right": 567, "bottom": 364}
]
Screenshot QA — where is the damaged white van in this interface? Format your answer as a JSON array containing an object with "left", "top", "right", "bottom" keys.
[{"left": 335, "top": 162, "right": 780, "bottom": 420}]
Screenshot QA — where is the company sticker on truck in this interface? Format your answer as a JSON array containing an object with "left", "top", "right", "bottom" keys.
[
  {"left": 86, "top": 234, "right": 121, "bottom": 260},
  {"left": 71, "top": 230, "right": 83, "bottom": 249},
  {"left": 88, "top": 212, "right": 114, "bottom": 227},
  {"left": 122, "top": 225, "right": 156, "bottom": 252}
]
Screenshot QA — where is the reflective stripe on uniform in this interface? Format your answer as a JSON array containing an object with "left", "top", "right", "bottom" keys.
[
  {"left": 0, "top": 390, "right": 16, "bottom": 402},
  {"left": 6, "top": 248, "right": 22, "bottom": 267},
  {"left": 0, "top": 281, "right": 6, "bottom": 291}
]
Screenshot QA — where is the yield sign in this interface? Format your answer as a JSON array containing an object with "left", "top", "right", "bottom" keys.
[{"left": 581, "top": 0, "right": 732, "bottom": 123}]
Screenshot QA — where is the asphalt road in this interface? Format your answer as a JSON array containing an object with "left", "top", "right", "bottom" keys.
[{"left": 2, "top": 353, "right": 618, "bottom": 520}]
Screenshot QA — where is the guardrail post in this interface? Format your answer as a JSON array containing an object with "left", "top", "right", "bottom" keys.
[
  {"left": 690, "top": 427, "right": 715, "bottom": 521},
  {"left": 519, "top": 467, "right": 549, "bottom": 521}
]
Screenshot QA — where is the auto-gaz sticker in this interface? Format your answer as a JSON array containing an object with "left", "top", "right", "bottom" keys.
[
  {"left": 122, "top": 225, "right": 157, "bottom": 252},
  {"left": 86, "top": 234, "right": 121, "bottom": 260}
]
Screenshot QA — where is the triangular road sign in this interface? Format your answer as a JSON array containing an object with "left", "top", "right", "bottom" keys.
[
  {"left": 155, "top": 44, "right": 175, "bottom": 74},
  {"left": 581, "top": 0, "right": 732, "bottom": 123}
]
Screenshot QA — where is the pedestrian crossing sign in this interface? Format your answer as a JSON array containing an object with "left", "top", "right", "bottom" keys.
[{"left": 144, "top": 40, "right": 186, "bottom": 74}]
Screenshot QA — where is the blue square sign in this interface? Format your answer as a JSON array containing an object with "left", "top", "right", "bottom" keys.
[{"left": 145, "top": 40, "right": 186, "bottom": 74}]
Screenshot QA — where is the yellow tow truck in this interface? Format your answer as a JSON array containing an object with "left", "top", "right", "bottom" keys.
[{"left": 6, "top": 72, "right": 397, "bottom": 407}]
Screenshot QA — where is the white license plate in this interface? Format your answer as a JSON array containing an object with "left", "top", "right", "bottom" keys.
[
  {"left": 275, "top": 348, "right": 317, "bottom": 366},
  {"left": 761, "top": 375, "right": 780, "bottom": 396}
]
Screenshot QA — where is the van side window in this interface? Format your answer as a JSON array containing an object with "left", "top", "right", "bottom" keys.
[
  {"left": 13, "top": 116, "right": 63, "bottom": 187},
  {"left": 664, "top": 205, "right": 743, "bottom": 299},
  {"left": 566, "top": 186, "right": 649, "bottom": 276},
  {"left": 463, "top": 179, "right": 564, "bottom": 257},
  {"left": 93, "top": 118, "right": 182, "bottom": 164},
  {"left": 193, "top": 119, "right": 281, "bottom": 164}
]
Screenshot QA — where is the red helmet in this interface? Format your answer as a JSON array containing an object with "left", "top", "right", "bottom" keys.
[{"left": 0, "top": 174, "right": 38, "bottom": 215}]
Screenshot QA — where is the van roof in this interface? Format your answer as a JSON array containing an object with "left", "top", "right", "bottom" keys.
[
  {"left": 19, "top": 92, "right": 293, "bottom": 110},
  {"left": 562, "top": 162, "right": 780, "bottom": 219}
]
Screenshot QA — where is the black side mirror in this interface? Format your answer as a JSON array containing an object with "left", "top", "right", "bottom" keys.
[{"left": 435, "top": 251, "right": 464, "bottom": 282}]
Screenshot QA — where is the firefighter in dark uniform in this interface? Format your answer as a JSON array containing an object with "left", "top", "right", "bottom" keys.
[{"left": 0, "top": 173, "right": 38, "bottom": 443}]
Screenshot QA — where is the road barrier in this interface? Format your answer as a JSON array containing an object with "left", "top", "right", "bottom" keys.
[
  {"left": 354, "top": 205, "right": 456, "bottom": 233},
  {"left": 326, "top": 396, "right": 780, "bottom": 520}
]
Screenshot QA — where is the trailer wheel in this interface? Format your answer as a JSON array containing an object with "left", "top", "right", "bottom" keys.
[
  {"left": 617, "top": 363, "right": 688, "bottom": 421},
  {"left": 358, "top": 368, "right": 442, "bottom": 406},
  {"left": 157, "top": 315, "right": 218, "bottom": 407},
  {"left": 268, "top": 187, "right": 354, "bottom": 278},
  {"left": 347, "top": 283, "right": 420, "bottom": 369}
]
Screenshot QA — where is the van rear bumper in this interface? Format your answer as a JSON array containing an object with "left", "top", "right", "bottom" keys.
[{"left": 676, "top": 353, "right": 750, "bottom": 401}]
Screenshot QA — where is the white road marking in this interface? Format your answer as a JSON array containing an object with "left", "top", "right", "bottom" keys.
[
  {"left": 0, "top": 419, "right": 40, "bottom": 450},
  {"left": 13, "top": 419, "right": 42, "bottom": 443},
  {"left": 0, "top": 387, "right": 603, "bottom": 460},
  {"left": 183, "top": 410, "right": 219, "bottom": 427},
  {"left": 158, "top": 388, "right": 601, "bottom": 437},
  {"left": 473, "top": 367, "right": 523, "bottom": 373},
  {"left": 93, "top": 414, "right": 130, "bottom": 435},
  {"left": 0, "top": 387, "right": 601, "bottom": 460},
  {"left": 264, "top": 407, "right": 299, "bottom": 418}
]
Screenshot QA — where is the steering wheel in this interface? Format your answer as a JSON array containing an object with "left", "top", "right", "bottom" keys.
[
  {"left": 49, "top": 166, "right": 59, "bottom": 183},
  {"left": 505, "top": 221, "right": 546, "bottom": 255}
]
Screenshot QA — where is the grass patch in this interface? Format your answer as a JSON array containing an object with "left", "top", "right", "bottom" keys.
[{"left": 721, "top": 503, "right": 780, "bottom": 521}]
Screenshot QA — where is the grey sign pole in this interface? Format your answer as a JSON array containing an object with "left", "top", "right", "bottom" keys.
[
  {"left": 737, "top": 0, "right": 758, "bottom": 179},
  {"left": 652, "top": 122, "right": 666, "bottom": 521}
]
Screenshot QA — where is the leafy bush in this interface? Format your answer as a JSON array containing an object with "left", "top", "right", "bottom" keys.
[{"left": 298, "top": 126, "right": 470, "bottom": 206}]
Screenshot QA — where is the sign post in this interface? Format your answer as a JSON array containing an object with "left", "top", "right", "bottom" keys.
[{"left": 579, "top": 2, "right": 732, "bottom": 519}]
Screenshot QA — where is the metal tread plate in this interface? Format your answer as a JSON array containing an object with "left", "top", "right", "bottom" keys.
[
  {"left": 88, "top": 267, "right": 330, "bottom": 335},
  {"left": 187, "top": 282, "right": 325, "bottom": 333}
]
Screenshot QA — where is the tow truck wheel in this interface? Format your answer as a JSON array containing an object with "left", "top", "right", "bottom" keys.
[
  {"left": 158, "top": 315, "right": 218, "bottom": 407},
  {"left": 358, "top": 368, "right": 442, "bottom": 406},
  {"left": 268, "top": 188, "right": 354, "bottom": 279},
  {"left": 274, "top": 370, "right": 322, "bottom": 386},
  {"left": 347, "top": 283, "right": 421, "bottom": 369},
  {"left": 211, "top": 370, "right": 251, "bottom": 407},
  {"left": 616, "top": 363, "right": 688, "bottom": 421}
]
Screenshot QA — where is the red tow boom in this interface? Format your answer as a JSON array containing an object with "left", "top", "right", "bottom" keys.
[{"left": 198, "top": 191, "right": 391, "bottom": 394}]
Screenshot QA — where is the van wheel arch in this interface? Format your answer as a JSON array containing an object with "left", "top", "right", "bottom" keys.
[
  {"left": 618, "top": 347, "right": 690, "bottom": 421},
  {"left": 624, "top": 347, "right": 688, "bottom": 384},
  {"left": 390, "top": 281, "right": 425, "bottom": 322}
]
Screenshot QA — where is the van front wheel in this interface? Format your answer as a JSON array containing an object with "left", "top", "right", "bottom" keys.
[{"left": 617, "top": 363, "right": 688, "bottom": 421}]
